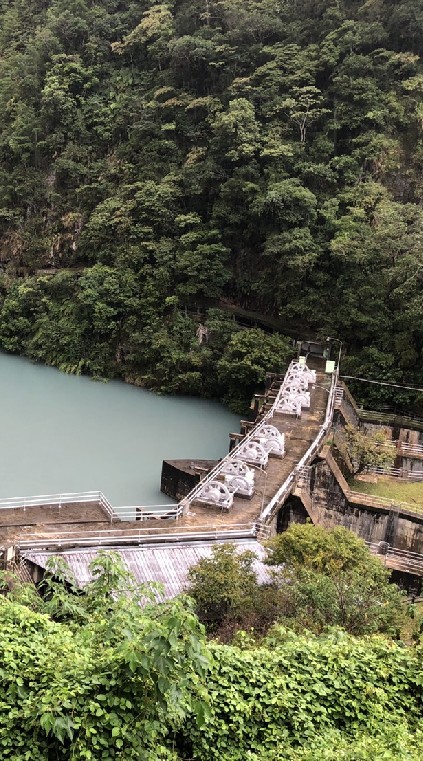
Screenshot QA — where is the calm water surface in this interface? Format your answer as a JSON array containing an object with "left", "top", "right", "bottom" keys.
[{"left": 0, "top": 352, "right": 239, "bottom": 505}]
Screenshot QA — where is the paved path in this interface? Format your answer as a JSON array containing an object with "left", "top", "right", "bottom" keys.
[{"left": 178, "top": 367, "right": 331, "bottom": 529}]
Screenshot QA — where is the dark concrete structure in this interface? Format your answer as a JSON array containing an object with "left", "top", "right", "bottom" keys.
[
  {"left": 161, "top": 460, "right": 217, "bottom": 502},
  {"left": 309, "top": 450, "right": 423, "bottom": 553}
]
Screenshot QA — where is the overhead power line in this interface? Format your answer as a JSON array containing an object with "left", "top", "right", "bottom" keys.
[{"left": 340, "top": 375, "right": 423, "bottom": 394}]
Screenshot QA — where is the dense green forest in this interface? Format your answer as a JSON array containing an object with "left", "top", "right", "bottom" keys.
[
  {"left": 1, "top": 539, "right": 423, "bottom": 760},
  {"left": 1, "top": 0, "right": 423, "bottom": 410}
]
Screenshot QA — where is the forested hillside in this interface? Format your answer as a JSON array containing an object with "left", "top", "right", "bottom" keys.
[{"left": 1, "top": 0, "right": 423, "bottom": 410}]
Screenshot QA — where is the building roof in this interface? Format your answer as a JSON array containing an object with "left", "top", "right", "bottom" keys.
[{"left": 23, "top": 539, "right": 270, "bottom": 600}]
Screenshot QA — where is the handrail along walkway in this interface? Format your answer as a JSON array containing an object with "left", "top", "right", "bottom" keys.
[
  {"left": 259, "top": 366, "right": 338, "bottom": 526},
  {"left": 0, "top": 491, "right": 177, "bottom": 523},
  {"left": 178, "top": 359, "right": 333, "bottom": 514},
  {"left": 18, "top": 523, "right": 257, "bottom": 551}
]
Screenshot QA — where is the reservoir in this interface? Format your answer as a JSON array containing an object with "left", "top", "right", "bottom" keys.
[{"left": 0, "top": 351, "right": 239, "bottom": 506}]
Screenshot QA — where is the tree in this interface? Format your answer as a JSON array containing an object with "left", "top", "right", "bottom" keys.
[
  {"left": 2, "top": 0, "right": 423, "bottom": 416},
  {"left": 174, "top": 226, "right": 230, "bottom": 302},
  {"left": 281, "top": 85, "right": 329, "bottom": 143},
  {"left": 217, "top": 329, "right": 293, "bottom": 412},
  {"left": 0, "top": 552, "right": 211, "bottom": 759},
  {"left": 266, "top": 522, "right": 377, "bottom": 574},
  {"left": 1, "top": 550, "right": 422, "bottom": 761},
  {"left": 186, "top": 543, "right": 284, "bottom": 641},
  {"left": 343, "top": 422, "right": 395, "bottom": 475},
  {"left": 266, "top": 523, "right": 407, "bottom": 636},
  {"left": 340, "top": 347, "right": 416, "bottom": 411},
  {"left": 211, "top": 98, "right": 261, "bottom": 162},
  {"left": 112, "top": 4, "right": 175, "bottom": 69}
]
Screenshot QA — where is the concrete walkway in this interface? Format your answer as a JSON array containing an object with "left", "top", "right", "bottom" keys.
[{"left": 179, "top": 366, "right": 331, "bottom": 529}]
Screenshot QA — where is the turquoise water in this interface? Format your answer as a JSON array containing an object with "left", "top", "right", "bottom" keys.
[{"left": 0, "top": 352, "right": 239, "bottom": 506}]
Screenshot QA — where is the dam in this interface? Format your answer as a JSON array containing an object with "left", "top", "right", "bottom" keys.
[{"left": 2, "top": 346, "right": 423, "bottom": 594}]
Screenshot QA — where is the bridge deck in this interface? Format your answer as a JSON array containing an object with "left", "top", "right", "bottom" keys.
[{"left": 175, "top": 366, "right": 331, "bottom": 530}]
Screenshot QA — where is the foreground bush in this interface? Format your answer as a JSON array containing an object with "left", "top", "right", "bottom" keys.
[
  {"left": 183, "top": 627, "right": 423, "bottom": 761},
  {"left": 0, "top": 553, "right": 421, "bottom": 759}
]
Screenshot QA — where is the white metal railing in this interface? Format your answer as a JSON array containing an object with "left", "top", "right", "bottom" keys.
[
  {"left": 179, "top": 360, "right": 322, "bottom": 512},
  {"left": 358, "top": 408, "right": 423, "bottom": 426},
  {"left": 0, "top": 491, "right": 114, "bottom": 517},
  {"left": 367, "top": 466, "right": 406, "bottom": 478},
  {"left": 334, "top": 386, "right": 344, "bottom": 407},
  {"left": 99, "top": 493, "right": 114, "bottom": 520},
  {"left": 367, "top": 542, "right": 423, "bottom": 574},
  {"left": 0, "top": 491, "right": 104, "bottom": 510},
  {"left": 0, "top": 491, "right": 177, "bottom": 524},
  {"left": 113, "top": 505, "right": 183, "bottom": 521},
  {"left": 398, "top": 441, "right": 423, "bottom": 456},
  {"left": 260, "top": 368, "right": 338, "bottom": 524},
  {"left": 18, "top": 523, "right": 257, "bottom": 551},
  {"left": 346, "top": 488, "right": 423, "bottom": 517},
  {"left": 367, "top": 466, "right": 423, "bottom": 481},
  {"left": 254, "top": 520, "right": 272, "bottom": 538},
  {"left": 374, "top": 441, "right": 423, "bottom": 456}
]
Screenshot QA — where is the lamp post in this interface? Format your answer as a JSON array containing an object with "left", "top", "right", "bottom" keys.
[
  {"left": 325, "top": 338, "right": 342, "bottom": 444},
  {"left": 248, "top": 462, "right": 269, "bottom": 513},
  {"left": 326, "top": 336, "right": 342, "bottom": 377}
]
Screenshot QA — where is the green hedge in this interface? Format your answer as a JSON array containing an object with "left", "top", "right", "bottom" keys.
[{"left": 184, "top": 628, "right": 423, "bottom": 761}]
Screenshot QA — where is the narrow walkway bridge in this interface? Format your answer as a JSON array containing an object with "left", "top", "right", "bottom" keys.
[{"left": 175, "top": 356, "right": 336, "bottom": 535}]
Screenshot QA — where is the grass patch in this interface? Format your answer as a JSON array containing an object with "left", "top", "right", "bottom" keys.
[{"left": 350, "top": 476, "right": 423, "bottom": 514}]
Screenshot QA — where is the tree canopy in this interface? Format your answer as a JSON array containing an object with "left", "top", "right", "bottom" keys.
[
  {"left": 1, "top": 0, "right": 423, "bottom": 410},
  {"left": 187, "top": 525, "right": 409, "bottom": 639},
  {"left": 0, "top": 552, "right": 211, "bottom": 759},
  {"left": 265, "top": 523, "right": 407, "bottom": 636},
  {"left": 341, "top": 422, "right": 395, "bottom": 475}
]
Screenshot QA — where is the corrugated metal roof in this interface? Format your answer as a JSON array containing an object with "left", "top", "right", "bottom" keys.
[{"left": 23, "top": 540, "right": 270, "bottom": 600}]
